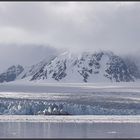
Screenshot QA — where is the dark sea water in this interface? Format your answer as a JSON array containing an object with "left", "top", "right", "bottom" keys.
[{"left": 0, "top": 122, "right": 140, "bottom": 138}]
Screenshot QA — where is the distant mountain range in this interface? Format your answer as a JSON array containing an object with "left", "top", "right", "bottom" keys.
[{"left": 1, "top": 51, "right": 140, "bottom": 83}]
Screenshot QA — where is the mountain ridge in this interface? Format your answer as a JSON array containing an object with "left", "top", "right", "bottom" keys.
[{"left": 0, "top": 50, "right": 140, "bottom": 83}]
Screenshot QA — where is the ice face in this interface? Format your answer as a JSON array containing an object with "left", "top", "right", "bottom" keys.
[{"left": 0, "top": 98, "right": 140, "bottom": 115}]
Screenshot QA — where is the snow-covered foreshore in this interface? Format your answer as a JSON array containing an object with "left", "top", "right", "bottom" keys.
[
  {"left": 1, "top": 81, "right": 140, "bottom": 94},
  {"left": 1, "top": 115, "right": 140, "bottom": 123}
]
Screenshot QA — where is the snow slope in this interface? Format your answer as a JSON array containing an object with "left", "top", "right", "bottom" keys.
[{"left": 1, "top": 50, "right": 140, "bottom": 83}]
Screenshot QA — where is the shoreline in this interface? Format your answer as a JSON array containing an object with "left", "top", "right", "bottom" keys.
[{"left": 1, "top": 115, "right": 140, "bottom": 123}]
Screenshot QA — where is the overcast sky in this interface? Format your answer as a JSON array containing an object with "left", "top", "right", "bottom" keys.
[{"left": 0, "top": 2, "right": 140, "bottom": 71}]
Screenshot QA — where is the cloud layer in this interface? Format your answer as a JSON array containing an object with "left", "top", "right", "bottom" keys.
[
  {"left": 0, "top": 2, "right": 139, "bottom": 54},
  {"left": 0, "top": 2, "right": 140, "bottom": 71}
]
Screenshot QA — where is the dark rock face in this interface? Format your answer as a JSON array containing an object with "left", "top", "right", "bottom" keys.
[
  {"left": 0, "top": 65, "right": 24, "bottom": 83},
  {"left": 105, "top": 55, "right": 134, "bottom": 82},
  {"left": 76, "top": 52, "right": 103, "bottom": 82},
  {"left": 30, "top": 58, "right": 67, "bottom": 81},
  {"left": 22, "top": 60, "right": 48, "bottom": 80},
  {"left": 51, "top": 60, "right": 67, "bottom": 81},
  {"left": 124, "top": 58, "right": 140, "bottom": 80},
  {"left": 30, "top": 65, "right": 47, "bottom": 81}
]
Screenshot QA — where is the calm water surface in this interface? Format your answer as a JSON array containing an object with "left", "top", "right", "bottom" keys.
[{"left": 0, "top": 122, "right": 140, "bottom": 138}]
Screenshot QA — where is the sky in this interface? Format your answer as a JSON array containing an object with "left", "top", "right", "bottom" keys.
[{"left": 0, "top": 2, "right": 140, "bottom": 71}]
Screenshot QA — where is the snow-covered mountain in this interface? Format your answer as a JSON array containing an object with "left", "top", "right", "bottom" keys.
[
  {"left": 0, "top": 65, "right": 24, "bottom": 83},
  {"left": 0, "top": 51, "right": 140, "bottom": 83}
]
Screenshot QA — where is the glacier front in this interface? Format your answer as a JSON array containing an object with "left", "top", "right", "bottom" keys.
[{"left": 0, "top": 82, "right": 140, "bottom": 115}]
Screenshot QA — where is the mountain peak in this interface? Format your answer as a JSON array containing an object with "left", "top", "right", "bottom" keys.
[{"left": 0, "top": 50, "right": 140, "bottom": 83}]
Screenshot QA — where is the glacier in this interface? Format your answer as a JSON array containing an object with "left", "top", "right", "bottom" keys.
[
  {"left": 1, "top": 98, "right": 140, "bottom": 115},
  {"left": 0, "top": 82, "right": 140, "bottom": 115}
]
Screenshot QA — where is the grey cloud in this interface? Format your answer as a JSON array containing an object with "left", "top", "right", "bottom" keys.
[
  {"left": 0, "top": 44, "right": 60, "bottom": 72},
  {"left": 0, "top": 2, "right": 140, "bottom": 69}
]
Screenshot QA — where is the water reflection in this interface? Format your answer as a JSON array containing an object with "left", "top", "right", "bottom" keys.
[{"left": 0, "top": 122, "right": 140, "bottom": 138}]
